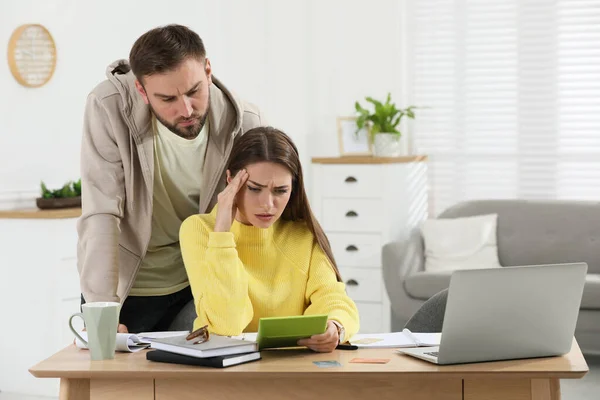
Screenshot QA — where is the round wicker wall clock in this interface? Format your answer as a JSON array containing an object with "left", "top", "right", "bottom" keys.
[{"left": 7, "top": 24, "right": 57, "bottom": 88}]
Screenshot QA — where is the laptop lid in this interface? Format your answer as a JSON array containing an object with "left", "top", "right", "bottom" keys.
[{"left": 437, "top": 262, "right": 587, "bottom": 365}]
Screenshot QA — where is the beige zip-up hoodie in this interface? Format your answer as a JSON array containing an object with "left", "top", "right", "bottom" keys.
[{"left": 77, "top": 60, "right": 265, "bottom": 303}]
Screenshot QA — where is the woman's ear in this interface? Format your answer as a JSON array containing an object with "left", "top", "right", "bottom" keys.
[{"left": 226, "top": 170, "right": 232, "bottom": 185}]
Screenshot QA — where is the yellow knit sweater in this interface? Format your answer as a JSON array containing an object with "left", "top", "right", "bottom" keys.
[{"left": 179, "top": 208, "right": 360, "bottom": 339}]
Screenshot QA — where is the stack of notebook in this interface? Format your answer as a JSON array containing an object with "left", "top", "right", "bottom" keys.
[{"left": 147, "top": 334, "right": 260, "bottom": 368}]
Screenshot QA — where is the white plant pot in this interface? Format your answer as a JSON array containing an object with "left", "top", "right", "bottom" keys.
[{"left": 373, "top": 133, "right": 403, "bottom": 157}]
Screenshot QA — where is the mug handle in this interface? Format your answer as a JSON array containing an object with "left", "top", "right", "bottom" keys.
[{"left": 69, "top": 313, "right": 88, "bottom": 346}]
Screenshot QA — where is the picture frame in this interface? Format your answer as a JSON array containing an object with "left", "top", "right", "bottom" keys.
[{"left": 336, "top": 116, "right": 372, "bottom": 156}]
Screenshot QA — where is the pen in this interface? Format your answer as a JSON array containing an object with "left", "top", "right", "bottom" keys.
[{"left": 336, "top": 343, "right": 358, "bottom": 350}]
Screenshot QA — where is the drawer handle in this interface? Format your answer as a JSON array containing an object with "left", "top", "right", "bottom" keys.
[
  {"left": 344, "top": 176, "right": 357, "bottom": 183},
  {"left": 345, "top": 279, "right": 359, "bottom": 286},
  {"left": 345, "top": 245, "right": 358, "bottom": 252},
  {"left": 345, "top": 210, "right": 358, "bottom": 218}
]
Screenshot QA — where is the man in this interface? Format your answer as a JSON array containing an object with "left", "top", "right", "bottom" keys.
[{"left": 77, "top": 24, "right": 265, "bottom": 333}]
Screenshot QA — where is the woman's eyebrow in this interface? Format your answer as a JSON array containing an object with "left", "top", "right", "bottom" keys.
[{"left": 248, "top": 180, "right": 289, "bottom": 189}]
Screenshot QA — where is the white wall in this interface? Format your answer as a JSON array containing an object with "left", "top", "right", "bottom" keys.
[
  {"left": 1, "top": 0, "right": 408, "bottom": 205},
  {"left": 0, "top": 0, "right": 408, "bottom": 395}
]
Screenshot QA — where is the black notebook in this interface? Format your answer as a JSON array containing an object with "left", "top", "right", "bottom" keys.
[{"left": 146, "top": 349, "right": 261, "bottom": 368}]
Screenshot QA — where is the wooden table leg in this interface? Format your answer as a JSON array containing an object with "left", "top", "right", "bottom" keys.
[
  {"left": 59, "top": 378, "right": 90, "bottom": 400},
  {"left": 532, "top": 378, "right": 561, "bottom": 400}
]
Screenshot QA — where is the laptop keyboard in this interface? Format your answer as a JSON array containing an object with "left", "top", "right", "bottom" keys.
[{"left": 424, "top": 351, "right": 439, "bottom": 358}]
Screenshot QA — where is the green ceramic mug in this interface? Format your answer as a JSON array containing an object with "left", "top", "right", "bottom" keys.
[{"left": 69, "top": 302, "right": 120, "bottom": 361}]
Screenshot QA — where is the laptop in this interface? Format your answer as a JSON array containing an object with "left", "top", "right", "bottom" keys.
[{"left": 399, "top": 262, "right": 587, "bottom": 365}]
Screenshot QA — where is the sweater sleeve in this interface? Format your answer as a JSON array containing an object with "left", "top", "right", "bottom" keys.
[
  {"left": 303, "top": 241, "right": 360, "bottom": 340},
  {"left": 179, "top": 216, "right": 254, "bottom": 335}
]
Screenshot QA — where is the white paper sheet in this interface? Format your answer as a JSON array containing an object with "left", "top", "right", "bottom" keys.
[
  {"left": 349, "top": 330, "right": 441, "bottom": 348},
  {"left": 75, "top": 332, "right": 151, "bottom": 353},
  {"left": 137, "top": 331, "right": 189, "bottom": 340},
  {"left": 229, "top": 332, "right": 258, "bottom": 342}
]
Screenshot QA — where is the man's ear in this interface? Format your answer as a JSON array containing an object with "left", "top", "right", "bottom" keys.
[
  {"left": 135, "top": 80, "right": 149, "bottom": 104},
  {"left": 226, "top": 169, "right": 232, "bottom": 184},
  {"left": 204, "top": 58, "right": 212, "bottom": 86}
]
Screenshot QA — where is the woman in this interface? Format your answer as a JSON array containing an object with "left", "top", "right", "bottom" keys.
[{"left": 180, "top": 126, "right": 359, "bottom": 353}]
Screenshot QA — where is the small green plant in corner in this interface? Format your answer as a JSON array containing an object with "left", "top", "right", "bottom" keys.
[
  {"left": 354, "top": 93, "right": 418, "bottom": 139},
  {"left": 40, "top": 179, "right": 81, "bottom": 199}
]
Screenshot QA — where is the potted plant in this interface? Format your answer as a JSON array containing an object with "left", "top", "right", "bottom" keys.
[
  {"left": 355, "top": 93, "right": 419, "bottom": 157},
  {"left": 36, "top": 179, "right": 82, "bottom": 209}
]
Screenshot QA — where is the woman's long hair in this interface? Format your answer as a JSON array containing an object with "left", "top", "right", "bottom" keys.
[{"left": 227, "top": 126, "right": 342, "bottom": 282}]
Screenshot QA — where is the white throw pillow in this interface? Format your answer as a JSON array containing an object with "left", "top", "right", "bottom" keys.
[{"left": 421, "top": 214, "right": 502, "bottom": 273}]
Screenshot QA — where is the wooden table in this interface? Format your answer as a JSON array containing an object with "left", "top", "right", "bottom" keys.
[{"left": 30, "top": 340, "right": 588, "bottom": 400}]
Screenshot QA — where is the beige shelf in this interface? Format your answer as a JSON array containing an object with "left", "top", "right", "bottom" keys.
[
  {"left": 0, "top": 207, "right": 81, "bottom": 219},
  {"left": 311, "top": 155, "right": 428, "bottom": 164}
]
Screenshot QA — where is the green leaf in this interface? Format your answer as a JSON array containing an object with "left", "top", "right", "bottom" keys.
[
  {"left": 73, "top": 179, "right": 82, "bottom": 196},
  {"left": 365, "top": 96, "right": 382, "bottom": 108},
  {"left": 355, "top": 116, "right": 368, "bottom": 137},
  {"left": 59, "top": 182, "right": 72, "bottom": 198},
  {"left": 355, "top": 101, "right": 368, "bottom": 115},
  {"left": 40, "top": 181, "right": 55, "bottom": 198},
  {"left": 367, "top": 114, "right": 380, "bottom": 127}
]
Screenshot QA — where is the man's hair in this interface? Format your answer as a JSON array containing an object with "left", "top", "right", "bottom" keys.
[{"left": 129, "top": 24, "right": 206, "bottom": 83}]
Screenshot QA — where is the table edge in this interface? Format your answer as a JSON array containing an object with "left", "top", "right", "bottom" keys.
[{"left": 28, "top": 369, "right": 588, "bottom": 380}]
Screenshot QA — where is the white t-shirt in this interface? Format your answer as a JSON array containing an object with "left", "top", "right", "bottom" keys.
[{"left": 130, "top": 117, "right": 208, "bottom": 296}]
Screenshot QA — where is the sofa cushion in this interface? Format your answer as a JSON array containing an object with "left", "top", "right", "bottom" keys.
[
  {"left": 405, "top": 271, "right": 453, "bottom": 300},
  {"left": 421, "top": 214, "right": 502, "bottom": 273},
  {"left": 582, "top": 274, "right": 600, "bottom": 310}
]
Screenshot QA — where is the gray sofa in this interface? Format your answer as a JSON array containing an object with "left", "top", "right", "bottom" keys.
[{"left": 382, "top": 199, "right": 600, "bottom": 355}]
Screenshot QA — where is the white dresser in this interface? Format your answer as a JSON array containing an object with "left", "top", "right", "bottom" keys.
[{"left": 311, "top": 156, "right": 428, "bottom": 333}]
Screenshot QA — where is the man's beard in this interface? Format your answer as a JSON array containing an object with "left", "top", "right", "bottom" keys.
[{"left": 149, "top": 101, "right": 209, "bottom": 139}]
